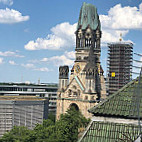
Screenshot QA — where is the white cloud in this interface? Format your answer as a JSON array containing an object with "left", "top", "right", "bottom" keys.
[
  {"left": 25, "top": 3, "right": 142, "bottom": 51},
  {"left": 100, "top": 4, "right": 142, "bottom": 30},
  {"left": 41, "top": 58, "right": 48, "bottom": 62},
  {"left": 0, "top": 51, "right": 24, "bottom": 57},
  {"left": 35, "top": 67, "right": 49, "bottom": 72},
  {"left": 9, "top": 60, "right": 17, "bottom": 65},
  {"left": 100, "top": 3, "right": 142, "bottom": 46},
  {"left": 21, "top": 63, "right": 35, "bottom": 69},
  {"left": 0, "top": 8, "right": 29, "bottom": 24},
  {"left": 25, "top": 22, "right": 77, "bottom": 50},
  {"left": 41, "top": 56, "right": 74, "bottom": 66},
  {"left": 0, "top": 58, "right": 3, "bottom": 64},
  {"left": 21, "top": 63, "right": 50, "bottom": 72},
  {"left": 101, "top": 29, "right": 129, "bottom": 46},
  {"left": 64, "top": 51, "right": 75, "bottom": 59},
  {"left": 41, "top": 51, "right": 75, "bottom": 67},
  {"left": 49, "top": 55, "right": 74, "bottom": 66},
  {"left": 0, "top": 0, "right": 13, "bottom": 6}
]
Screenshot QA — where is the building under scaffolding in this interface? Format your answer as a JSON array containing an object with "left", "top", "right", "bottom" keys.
[{"left": 107, "top": 42, "right": 133, "bottom": 95}]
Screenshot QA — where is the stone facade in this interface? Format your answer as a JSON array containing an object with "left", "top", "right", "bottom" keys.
[{"left": 56, "top": 2, "right": 106, "bottom": 119}]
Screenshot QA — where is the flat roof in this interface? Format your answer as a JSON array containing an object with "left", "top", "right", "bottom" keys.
[
  {"left": 0, "top": 96, "right": 46, "bottom": 101},
  {"left": 0, "top": 82, "right": 58, "bottom": 88},
  {"left": 107, "top": 42, "right": 133, "bottom": 47}
]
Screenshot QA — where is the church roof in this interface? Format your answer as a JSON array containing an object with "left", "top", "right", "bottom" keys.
[
  {"left": 64, "top": 75, "right": 85, "bottom": 92},
  {"left": 79, "top": 74, "right": 142, "bottom": 142},
  {"left": 77, "top": 2, "right": 101, "bottom": 30},
  {"left": 79, "top": 120, "right": 140, "bottom": 142},
  {"left": 89, "top": 75, "right": 142, "bottom": 119}
]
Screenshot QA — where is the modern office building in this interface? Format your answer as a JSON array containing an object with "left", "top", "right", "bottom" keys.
[
  {"left": 0, "top": 82, "right": 58, "bottom": 114},
  {"left": 0, "top": 96, "right": 48, "bottom": 137},
  {"left": 107, "top": 42, "right": 133, "bottom": 95}
]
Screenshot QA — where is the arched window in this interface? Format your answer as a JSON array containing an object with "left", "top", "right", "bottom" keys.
[
  {"left": 85, "top": 38, "right": 91, "bottom": 47},
  {"left": 68, "top": 89, "right": 72, "bottom": 97},
  {"left": 85, "top": 96, "right": 88, "bottom": 100},
  {"left": 69, "top": 103, "right": 79, "bottom": 111},
  {"left": 73, "top": 85, "right": 77, "bottom": 90},
  {"left": 84, "top": 56, "right": 88, "bottom": 60},
  {"left": 73, "top": 92, "right": 77, "bottom": 96},
  {"left": 79, "top": 39, "right": 83, "bottom": 48},
  {"left": 77, "top": 56, "right": 81, "bottom": 60},
  {"left": 62, "top": 80, "right": 64, "bottom": 87},
  {"left": 89, "top": 80, "right": 91, "bottom": 87}
]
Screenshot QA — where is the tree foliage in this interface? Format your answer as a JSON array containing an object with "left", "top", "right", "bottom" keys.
[
  {"left": 0, "top": 107, "right": 90, "bottom": 142},
  {"left": 0, "top": 126, "right": 33, "bottom": 142}
]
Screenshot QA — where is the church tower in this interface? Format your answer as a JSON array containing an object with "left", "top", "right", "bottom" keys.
[
  {"left": 56, "top": 2, "right": 106, "bottom": 119},
  {"left": 58, "top": 66, "right": 69, "bottom": 92}
]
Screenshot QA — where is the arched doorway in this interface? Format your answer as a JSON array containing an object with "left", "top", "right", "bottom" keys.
[{"left": 69, "top": 103, "right": 79, "bottom": 111}]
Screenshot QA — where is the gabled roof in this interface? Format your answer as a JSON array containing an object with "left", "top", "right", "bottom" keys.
[
  {"left": 64, "top": 76, "right": 85, "bottom": 92},
  {"left": 89, "top": 76, "right": 142, "bottom": 119}
]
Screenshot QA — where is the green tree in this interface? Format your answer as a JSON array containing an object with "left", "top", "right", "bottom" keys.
[
  {"left": 48, "top": 112, "right": 56, "bottom": 122},
  {"left": 56, "top": 107, "right": 90, "bottom": 142},
  {"left": 0, "top": 126, "right": 32, "bottom": 142},
  {"left": 0, "top": 107, "right": 90, "bottom": 142},
  {"left": 31, "top": 119, "right": 55, "bottom": 142}
]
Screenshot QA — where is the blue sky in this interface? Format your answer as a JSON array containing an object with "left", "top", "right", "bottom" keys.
[{"left": 0, "top": 0, "right": 142, "bottom": 83}]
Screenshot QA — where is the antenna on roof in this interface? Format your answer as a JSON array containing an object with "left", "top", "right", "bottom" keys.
[{"left": 38, "top": 78, "right": 40, "bottom": 84}]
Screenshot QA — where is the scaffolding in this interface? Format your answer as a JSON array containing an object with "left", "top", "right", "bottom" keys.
[{"left": 107, "top": 42, "right": 133, "bottom": 95}]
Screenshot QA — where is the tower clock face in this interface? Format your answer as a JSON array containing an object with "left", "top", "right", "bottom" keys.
[{"left": 75, "top": 64, "right": 81, "bottom": 73}]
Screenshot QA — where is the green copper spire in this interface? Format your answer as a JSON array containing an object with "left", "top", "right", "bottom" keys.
[{"left": 77, "top": 2, "right": 101, "bottom": 30}]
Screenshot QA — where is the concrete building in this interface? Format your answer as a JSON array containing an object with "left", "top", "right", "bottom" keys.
[
  {"left": 56, "top": 2, "right": 106, "bottom": 119},
  {"left": 0, "top": 96, "right": 48, "bottom": 137},
  {"left": 107, "top": 42, "right": 133, "bottom": 95},
  {"left": 0, "top": 82, "right": 57, "bottom": 115}
]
